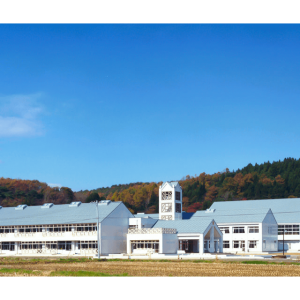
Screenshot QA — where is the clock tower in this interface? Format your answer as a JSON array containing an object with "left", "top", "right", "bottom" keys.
[{"left": 159, "top": 181, "right": 182, "bottom": 220}]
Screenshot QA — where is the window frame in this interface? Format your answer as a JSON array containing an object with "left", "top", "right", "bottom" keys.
[{"left": 233, "top": 227, "right": 245, "bottom": 234}]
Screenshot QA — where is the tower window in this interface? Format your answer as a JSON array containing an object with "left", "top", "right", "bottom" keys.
[
  {"left": 162, "top": 203, "right": 172, "bottom": 212},
  {"left": 162, "top": 191, "right": 172, "bottom": 200},
  {"left": 175, "top": 192, "right": 181, "bottom": 200},
  {"left": 176, "top": 203, "right": 181, "bottom": 213}
]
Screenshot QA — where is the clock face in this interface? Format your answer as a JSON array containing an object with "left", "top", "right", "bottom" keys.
[
  {"left": 161, "top": 203, "right": 172, "bottom": 212},
  {"left": 162, "top": 191, "right": 172, "bottom": 200}
]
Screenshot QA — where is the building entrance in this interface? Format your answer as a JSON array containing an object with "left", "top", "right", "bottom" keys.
[{"left": 179, "top": 240, "right": 197, "bottom": 253}]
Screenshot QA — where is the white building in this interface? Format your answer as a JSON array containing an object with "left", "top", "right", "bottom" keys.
[
  {"left": 127, "top": 181, "right": 223, "bottom": 255},
  {"left": 126, "top": 181, "right": 279, "bottom": 255},
  {"left": 191, "top": 208, "right": 278, "bottom": 253},
  {"left": 0, "top": 201, "right": 133, "bottom": 256},
  {"left": 1, "top": 181, "right": 290, "bottom": 257},
  {"left": 210, "top": 198, "right": 300, "bottom": 252},
  {"left": 127, "top": 216, "right": 223, "bottom": 255}
]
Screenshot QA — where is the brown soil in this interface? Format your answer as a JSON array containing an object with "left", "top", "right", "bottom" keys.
[{"left": 1, "top": 259, "right": 300, "bottom": 276}]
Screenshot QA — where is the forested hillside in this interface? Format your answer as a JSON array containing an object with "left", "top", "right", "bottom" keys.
[
  {"left": 0, "top": 178, "right": 75, "bottom": 207},
  {"left": 1, "top": 158, "right": 300, "bottom": 214},
  {"left": 86, "top": 158, "right": 300, "bottom": 213}
]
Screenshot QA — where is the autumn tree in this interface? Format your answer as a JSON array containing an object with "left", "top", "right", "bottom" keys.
[{"left": 85, "top": 192, "right": 100, "bottom": 203}]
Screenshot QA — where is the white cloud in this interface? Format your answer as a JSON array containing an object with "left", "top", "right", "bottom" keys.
[
  {"left": 0, "top": 93, "right": 44, "bottom": 137},
  {"left": 48, "top": 183, "right": 62, "bottom": 188}
]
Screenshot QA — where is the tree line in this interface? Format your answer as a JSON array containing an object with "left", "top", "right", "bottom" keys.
[{"left": 1, "top": 157, "right": 300, "bottom": 213}]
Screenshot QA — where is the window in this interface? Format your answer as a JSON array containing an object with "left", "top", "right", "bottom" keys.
[
  {"left": 46, "top": 242, "right": 57, "bottom": 250},
  {"left": 233, "top": 241, "right": 239, "bottom": 248},
  {"left": 223, "top": 241, "right": 230, "bottom": 248},
  {"left": 248, "top": 226, "right": 259, "bottom": 233},
  {"left": 176, "top": 203, "right": 181, "bottom": 213},
  {"left": 161, "top": 203, "right": 172, "bottom": 212},
  {"left": 278, "top": 224, "right": 299, "bottom": 235},
  {"left": 233, "top": 227, "right": 245, "bottom": 233},
  {"left": 131, "top": 240, "right": 159, "bottom": 252},
  {"left": 2, "top": 242, "right": 15, "bottom": 251},
  {"left": 20, "top": 242, "right": 43, "bottom": 250},
  {"left": 175, "top": 192, "right": 181, "bottom": 201},
  {"left": 0, "top": 226, "right": 14, "bottom": 233},
  {"left": 73, "top": 223, "right": 97, "bottom": 232},
  {"left": 58, "top": 241, "right": 72, "bottom": 250},
  {"left": 233, "top": 241, "right": 245, "bottom": 248},
  {"left": 162, "top": 191, "right": 172, "bottom": 200},
  {"left": 249, "top": 241, "right": 258, "bottom": 248},
  {"left": 219, "top": 227, "right": 230, "bottom": 234},
  {"left": 79, "top": 241, "right": 97, "bottom": 250}
]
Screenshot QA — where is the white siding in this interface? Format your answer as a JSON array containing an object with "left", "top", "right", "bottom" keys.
[{"left": 101, "top": 203, "right": 133, "bottom": 255}]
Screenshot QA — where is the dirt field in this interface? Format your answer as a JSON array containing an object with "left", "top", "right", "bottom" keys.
[{"left": 1, "top": 257, "right": 300, "bottom": 276}]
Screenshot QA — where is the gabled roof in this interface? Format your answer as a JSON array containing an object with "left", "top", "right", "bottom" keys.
[
  {"left": 152, "top": 218, "right": 214, "bottom": 234},
  {"left": 160, "top": 181, "right": 180, "bottom": 189},
  {"left": 210, "top": 198, "right": 300, "bottom": 223},
  {"left": 0, "top": 202, "right": 123, "bottom": 226},
  {"left": 191, "top": 208, "right": 273, "bottom": 224}
]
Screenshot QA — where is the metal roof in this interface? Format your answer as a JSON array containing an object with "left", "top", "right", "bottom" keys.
[
  {"left": 152, "top": 218, "right": 214, "bottom": 234},
  {"left": 160, "top": 181, "right": 180, "bottom": 189},
  {"left": 0, "top": 202, "right": 122, "bottom": 226},
  {"left": 210, "top": 198, "right": 300, "bottom": 223},
  {"left": 191, "top": 208, "right": 273, "bottom": 224},
  {"left": 134, "top": 213, "right": 160, "bottom": 219}
]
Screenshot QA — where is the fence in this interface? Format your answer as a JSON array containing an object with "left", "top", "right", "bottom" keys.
[{"left": 128, "top": 228, "right": 176, "bottom": 234}]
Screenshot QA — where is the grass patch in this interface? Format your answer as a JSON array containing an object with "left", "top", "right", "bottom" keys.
[
  {"left": 241, "top": 261, "right": 269, "bottom": 265},
  {"left": 0, "top": 268, "right": 32, "bottom": 274},
  {"left": 50, "top": 270, "right": 128, "bottom": 277},
  {"left": 193, "top": 260, "right": 215, "bottom": 263}
]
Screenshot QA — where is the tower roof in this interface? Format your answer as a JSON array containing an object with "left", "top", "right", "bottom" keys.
[{"left": 160, "top": 181, "right": 180, "bottom": 189}]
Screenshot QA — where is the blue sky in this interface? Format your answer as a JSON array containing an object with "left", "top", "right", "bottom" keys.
[{"left": 0, "top": 24, "right": 300, "bottom": 191}]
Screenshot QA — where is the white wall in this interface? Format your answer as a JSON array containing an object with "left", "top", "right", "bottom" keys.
[
  {"left": 101, "top": 203, "right": 133, "bottom": 255},
  {"left": 127, "top": 233, "right": 178, "bottom": 254},
  {"left": 277, "top": 223, "right": 300, "bottom": 252},
  {"left": 162, "top": 234, "right": 178, "bottom": 254},
  {"left": 218, "top": 223, "right": 264, "bottom": 253},
  {"left": 127, "top": 233, "right": 162, "bottom": 254},
  {"left": 261, "top": 210, "right": 278, "bottom": 252}
]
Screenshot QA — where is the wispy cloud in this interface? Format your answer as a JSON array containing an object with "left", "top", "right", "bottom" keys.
[{"left": 0, "top": 93, "right": 44, "bottom": 137}]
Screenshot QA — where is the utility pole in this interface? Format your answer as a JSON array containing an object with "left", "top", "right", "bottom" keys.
[
  {"left": 96, "top": 200, "right": 100, "bottom": 259},
  {"left": 283, "top": 229, "right": 286, "bottom": 256}
]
